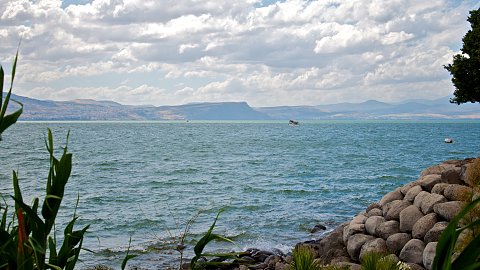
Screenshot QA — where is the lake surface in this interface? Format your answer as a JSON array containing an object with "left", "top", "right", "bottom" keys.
[{"left": 1, "top": 121, "right": 479, "bottom": 269}]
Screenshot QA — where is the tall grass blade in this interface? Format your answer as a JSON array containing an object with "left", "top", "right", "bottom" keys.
[
  {"left": 0, "top": 50, "right": 23, "bottom": 139},
  {"left": 121, "top": 237, "right": 138, "bottom": 270}
]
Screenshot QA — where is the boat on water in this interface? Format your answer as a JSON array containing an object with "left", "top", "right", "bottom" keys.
[
  {"left": 289, "top": 120, "right": 299, "bottom": 126},
  {"left": 444, "top": 138, "right": 453, "bottom": 143}
]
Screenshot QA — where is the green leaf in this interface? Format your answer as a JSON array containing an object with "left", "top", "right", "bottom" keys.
[{"left": 121, "top": 236, "right": 137, "bottom": 270}]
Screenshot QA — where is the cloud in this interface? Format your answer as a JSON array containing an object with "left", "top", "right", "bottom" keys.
[{"left": 0, "top": 0, "right": 478, "bottom": 106}]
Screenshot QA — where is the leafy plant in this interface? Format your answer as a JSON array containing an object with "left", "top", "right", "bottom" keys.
[
  {"left": 0, "top": 50, "right": 23, "bottom": 140},
  {"left": 432, "top": 195, "right": 480, "bottom": 269},
  {"left": 0, "top": 129, "right": 89, "bottom": 270},
  {"left": 190, "top": 211, "right": 236, "bottom": 269},
  {"left": 291, "top": 245, "right": 320, "bottom": 270},
  {"left": 360, "top": 252, "right": 407, "bottom": 270}
]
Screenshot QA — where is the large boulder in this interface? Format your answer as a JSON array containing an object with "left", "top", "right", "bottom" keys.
[
  {"left": 385, "top": 200, "right": 411, "bottom": 221},
  {"left": 443, "top": 184, "right": 472, "bottom": 201},
  {"left": 433, "top": 201, "right": 464, "bottom": 221},
  {"left": 365, "top": 216, "right": 385, "bottom": 236},
  {"left": 347, "top": 234, "right": 375, "bottom": 262},
  {"left": 400, "top": 182, "right": 420, "bottom": 195},
  {"left": 399, "top": 205, "right": 424, "bottom": 233},
  {"left": 431, "top": 183, "right": 449, "bottom": 195},
  {"left": 315, "top": 226, "right": 350, "bottom": 264},
  {"left": 350, "top": 214, "right": 368, "bottom": 225},
  {"left": 423, "top": 242, "right": 437, "bottom": 270},
  {"left": 399, "top": 239, "right": 426, "bottom": 265},
  {"left": 386, "top": 233, "right": 412, "bottom": 255},
  {"left": 418, "top": 175, "right": 443, "bottom": 192},
  {"left": 441, "top": 168, "right": 463, "bottom": 185},
  {"left": 412, "top": 213, "right": 439, "bottom": 240},
  {"left": 405, "top": 185, "right": 423, "bottom": 202},
  {"left": 376, "top": 220, "right": 400, "bottom": 240},
  {"left": 414, "top": 191, "right": 431, "bottom": 209},
  {"left": 420, "top": 193, "right": 447, "bottom": 214},
  {"left": 359, "top": 238, "right": 388, "bottom": 261},
  {"left": 379, "top": 189, "right": 404, "bottom": 206},
  {"left": 366, "top": 208, "right": 383, "bottom": 217},
  {"left": 424, "top": 222, "right": 449, "bottom": 243},
  {"left": 420, "top": 163, "right": 456, "bottom": 177},
  {"left": 343, "top": 224, "right": 366, "bottom": 245}
]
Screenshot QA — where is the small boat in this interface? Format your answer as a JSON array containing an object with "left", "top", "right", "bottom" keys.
[
  {"left": 289, "top": 120, "right": 299, "bottom": 126},
  {"left": 444, "top": 138, "right": 453, "bottom": 143}
]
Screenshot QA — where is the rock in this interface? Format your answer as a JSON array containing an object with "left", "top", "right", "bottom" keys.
[
  {"left": 407, "top": 263, "right": 426, "bottom": 270},
  {"left": 386, "top": 233, "right": 412, "bottom": 255},
  {"left": 412, "top": 213, "right": 439, "bottom": 240},
  {"left": 414, "top": 191, "right": 431, "bottom": 209},
  {"left": 424, "top": 222, "right": 449, "bottom": 243},
  {"left": 366, "top": 203, "right": 381, "bottom": 212},
  {"left": 251, "top": 250, "right": 274, "bottom": 262},
  {"left": 433, "top": 201, "right": 464, "bottom": 221},
  {"left": 385, "top": 200, "right": 411, "bottom": 221},
  {"left": 441, "top": 168, "right": 463, "bottom": 185},
  {"left": 420, "top": 193, "right": 447, "bottom": 214},
  {"left": 343, "top": 224, "right": 366, "bottom": 245},
  {"left": 384, "top": 253, "right": 400, "bottom": 264},
  {"left": 399, "top": 205, "right": 424, "bottom": 233},
  {"left": 315, "top": 225, "right": 349, "bottom": 264},
  {"left": 346, "top": 234, "right": 375, "bottom": 262},
  {"left": 367, "top": 208, "right": 383, "bottom": 217},
  {"left": 274, "top": 262, "right": 289, "bottom": 270},
  {"left": 379, "top": 189, "right": 404, "bottom": 207},
  {"left": 431, "top": 183, "right": 449, "bottom": 195},
  {"left": 265, "top": 255, "right": 283, "bottom": 268},
  {"left": 399, "top": 239, "right": 426, "bottom": 265},
  {"left": 334, "top": 262, "right": 362, "bottom": 270},
  {"left": 405, "top": 185, "right": 423, "bottom": 202},
  {"left": 421, "top": 163, "right": 455, "bottom": 177},
  {"left": 365, "top": 216, "right": 385, "bottom": 236},
  {"left": 418, "top": 174, "right": 443, "bottom": 192},
  {"left": 376, "top": 220, "right": 400, "bottom": 240},
  {"left": 350, "top": 214, "right": 367, "bottom": 225},
  {"left": 423, "top": 242, "right": 437, "bottom": 270},
  {"left": 400, "top": 182, "right": 420, "bottom": 195},
  {"left": 359, "top": 238, "right": 388, "bottom": 261},
  {"left": 310, "top": 224, "right": 327, "bottom": 233},
  {"left": 443, "top": 184, "right": 473, "bottom": 201}
]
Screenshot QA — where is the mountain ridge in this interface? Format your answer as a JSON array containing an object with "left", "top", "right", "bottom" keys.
[{"left": 5, "top": 94, "right": 480, "bottom": 120}]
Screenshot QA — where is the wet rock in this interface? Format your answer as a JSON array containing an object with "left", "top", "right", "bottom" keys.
[
  {"left": 386, "top": 233, "right": 412, "bottom": 255},
  {"left": 431, "top": 183, "right": 449, "bottom": 195},
  {"left": 418, "top": 174, "right": 443, "bottom": 192},
  {"left": 347, "top": 234, "right": 375, "bottom": 262},
  {"left": 359, "top": 238, "right": 388, "bottom": 261},
  {"left": 399, "top": 205, "right": 424, "bottom": 233},
  {"left": 443, "top": 184, "right": 473, "bottom": 201},
  {"left": 405, "top": 185, "right": 423, "bottom": 202},
  {"left": 399, "top": 239, "right": 426, "bottom": 265},
  {"left": 379, "top": 189, "right": 404, "bottom": 207},
  {"left": 433, "top": 201, "right": 464, "bottom": 221},
  {"left": 365, "top": 216, "right": 385, "bottom": 236},
  {"left": 424, "top": 222, "right": 448, "bottom": 243},
  {"left": 423, "top": 242, "right": 437, "bottom": 270},
  {"left": 251, "top": 250, "right": 274, "bottom": 262},
  {"left": 314, "top": 225, "right": 349, "bottom": 264},
  {"left": 413, "top": 213, "right": 439, "bottom": 240},
  {"left": 385, "top": 200, "right": 411, "bottom": 221},
  {"left": 375, "top": 220, "right": 400, "bottom": 240},
  {"left": 420, "top": 193, "right": 447, "bottom": 214},
  {"left": 310, "top": 224, "right": 327, "bottom": 233}
]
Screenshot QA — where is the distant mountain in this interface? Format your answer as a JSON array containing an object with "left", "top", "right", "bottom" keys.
[{"left": 5, "top": 94, "right": 480, "bottom": 120}]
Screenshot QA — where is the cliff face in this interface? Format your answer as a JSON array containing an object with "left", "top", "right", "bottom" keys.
[{"left": 298, "top": 158, "right": 476, "bottom": 270}]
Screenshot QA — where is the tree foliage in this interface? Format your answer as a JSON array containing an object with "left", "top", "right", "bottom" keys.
[{"left": 445, "top": 8, "right": 480, "bottom": 105}]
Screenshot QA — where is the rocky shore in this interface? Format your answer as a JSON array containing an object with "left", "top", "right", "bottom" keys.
[{"left": 196, "top": 158, "right": 476, "bottom": 270}]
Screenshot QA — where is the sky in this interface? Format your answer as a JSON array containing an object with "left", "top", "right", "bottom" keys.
[{"left": 1, "top": 0, "right": 479, "bottom": 107}]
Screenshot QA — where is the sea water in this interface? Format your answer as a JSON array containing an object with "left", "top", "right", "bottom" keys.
[{"left": 1, "top": 120, "right": 479, "bottom": 269}]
